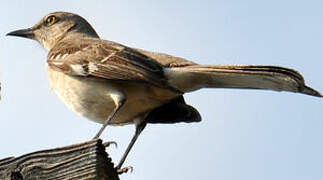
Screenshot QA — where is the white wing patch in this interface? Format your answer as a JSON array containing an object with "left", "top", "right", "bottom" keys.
[
  {"left": 88, "top": 62, "right": 99, "bottom": 73},
  {"left": 50, "top": 61, "right": 64, "bottom": 66},
  {"left": 70, "top": 64, "right": 88, "bottom": 76}
]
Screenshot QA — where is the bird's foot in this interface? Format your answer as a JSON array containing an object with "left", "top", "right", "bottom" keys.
[
  {"left": 116, "top": 166, "right": 133, "bottom": 174},
  {"left": 103, "top": 141, "right": 118, "bottom": 149}
]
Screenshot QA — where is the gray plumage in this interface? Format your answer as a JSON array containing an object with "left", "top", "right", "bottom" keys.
[{"left": 7, "top": 11, "right": 322, "bottom": 171}]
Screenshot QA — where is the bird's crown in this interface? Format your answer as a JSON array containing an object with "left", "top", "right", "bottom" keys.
[{"left": 7, "top": 11, "right": 99, "bottom": 50}]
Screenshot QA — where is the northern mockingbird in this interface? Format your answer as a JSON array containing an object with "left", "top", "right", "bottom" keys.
[{"left": 7, "top": 12, "right": 322, "bottom": 171}]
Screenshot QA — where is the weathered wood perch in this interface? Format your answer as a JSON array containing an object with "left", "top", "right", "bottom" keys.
[{"left": 0, "top": 139, "right": 120, "bottom": 180}]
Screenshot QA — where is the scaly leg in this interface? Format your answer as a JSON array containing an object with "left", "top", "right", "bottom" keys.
[
  {"left": 116, "top": 122, "right": 147, "bottom": 170},
  {"left": 93, "top": 99, "right": 126, "bottom": 139}
]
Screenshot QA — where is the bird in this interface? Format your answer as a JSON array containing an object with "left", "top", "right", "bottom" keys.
[{"left": 7, "top": 11, "right": 322, "bottom": 172}]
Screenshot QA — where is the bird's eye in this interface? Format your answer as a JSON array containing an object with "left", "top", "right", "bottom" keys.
[{"left": 46, "top": 16, "right": 57, "bottom": 26}]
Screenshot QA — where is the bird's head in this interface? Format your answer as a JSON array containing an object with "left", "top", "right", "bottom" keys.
[{"left": 7, "top": 11, "right": 99, "bottom": 50}]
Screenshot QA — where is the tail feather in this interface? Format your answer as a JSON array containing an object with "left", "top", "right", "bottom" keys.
[{"left": 165, "top": 65, "right": 322, "bottom": 97}]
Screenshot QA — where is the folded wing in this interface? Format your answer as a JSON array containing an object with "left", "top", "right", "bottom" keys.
[{"left": 47, "top": 39, "right": 179, "bottom": 92}]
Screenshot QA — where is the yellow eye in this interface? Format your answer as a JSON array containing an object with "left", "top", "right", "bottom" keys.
[{"left": 46, "top": 16, "right": 56, "bottom": 26}]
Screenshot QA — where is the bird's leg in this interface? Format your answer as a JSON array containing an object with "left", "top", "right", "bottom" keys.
[
  {"left": 116, "top": 121, "right": 147, "bottom": 171},
  {"left": 93, "top": 98, "right": 126, "bottom": 139}
]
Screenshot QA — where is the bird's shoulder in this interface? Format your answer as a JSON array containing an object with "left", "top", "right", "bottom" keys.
[
  {"left": 48, "top": 38, "right": 164, "bottom": 71},
  {"left": 47, "top": 38, "right": 180, "bottom": 91},
  {"left": 48, "top": 38, "right": 197, "bottom": 69}
]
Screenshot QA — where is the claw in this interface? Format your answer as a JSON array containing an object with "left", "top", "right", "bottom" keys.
[
  {"left": 117, "top": 166, "right": 133, "bottom": 174},
  {"left": 103, "top": 141, "right": 118, "bottom": 148}
]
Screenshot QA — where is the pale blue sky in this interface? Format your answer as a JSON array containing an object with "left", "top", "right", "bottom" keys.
[{"left": 0, "top": 1, "right": 322, "bottom": 179}]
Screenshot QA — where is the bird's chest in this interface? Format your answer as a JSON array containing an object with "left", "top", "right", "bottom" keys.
[
  {"left": 46, "top": 67, "right": 179, "bottom": 125},
  {"left": 47, "top": 67, "right": 117, "bottom": 123}
]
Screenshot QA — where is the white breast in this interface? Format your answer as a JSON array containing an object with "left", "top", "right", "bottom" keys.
[{"left": 46, "top": 66, "right": 180, "bottom": 125}]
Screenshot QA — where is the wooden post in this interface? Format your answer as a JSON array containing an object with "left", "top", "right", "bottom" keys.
[{"left": 0, "top": 139, "right": 120, "bottom": 180}]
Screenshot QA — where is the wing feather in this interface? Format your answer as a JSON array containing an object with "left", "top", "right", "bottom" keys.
[{"left": 47, "top": 39, "right": 179, "bottom": 91}]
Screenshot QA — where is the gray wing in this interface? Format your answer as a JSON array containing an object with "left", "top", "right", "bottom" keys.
[
  {"left": 47, "top": 39, "right": 178, "bottom": 91},
  {"left": 134, "top": 48, "right": 197, "bottom": 67}
]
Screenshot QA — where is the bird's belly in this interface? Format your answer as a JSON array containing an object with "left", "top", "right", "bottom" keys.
[{"left": 47, "top": 68, "right": 180, "bottom": 125}]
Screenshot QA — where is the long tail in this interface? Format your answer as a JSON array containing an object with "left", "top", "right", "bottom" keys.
[{"left": 165, "top": 65, "right": 322, "bottom": 97}]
